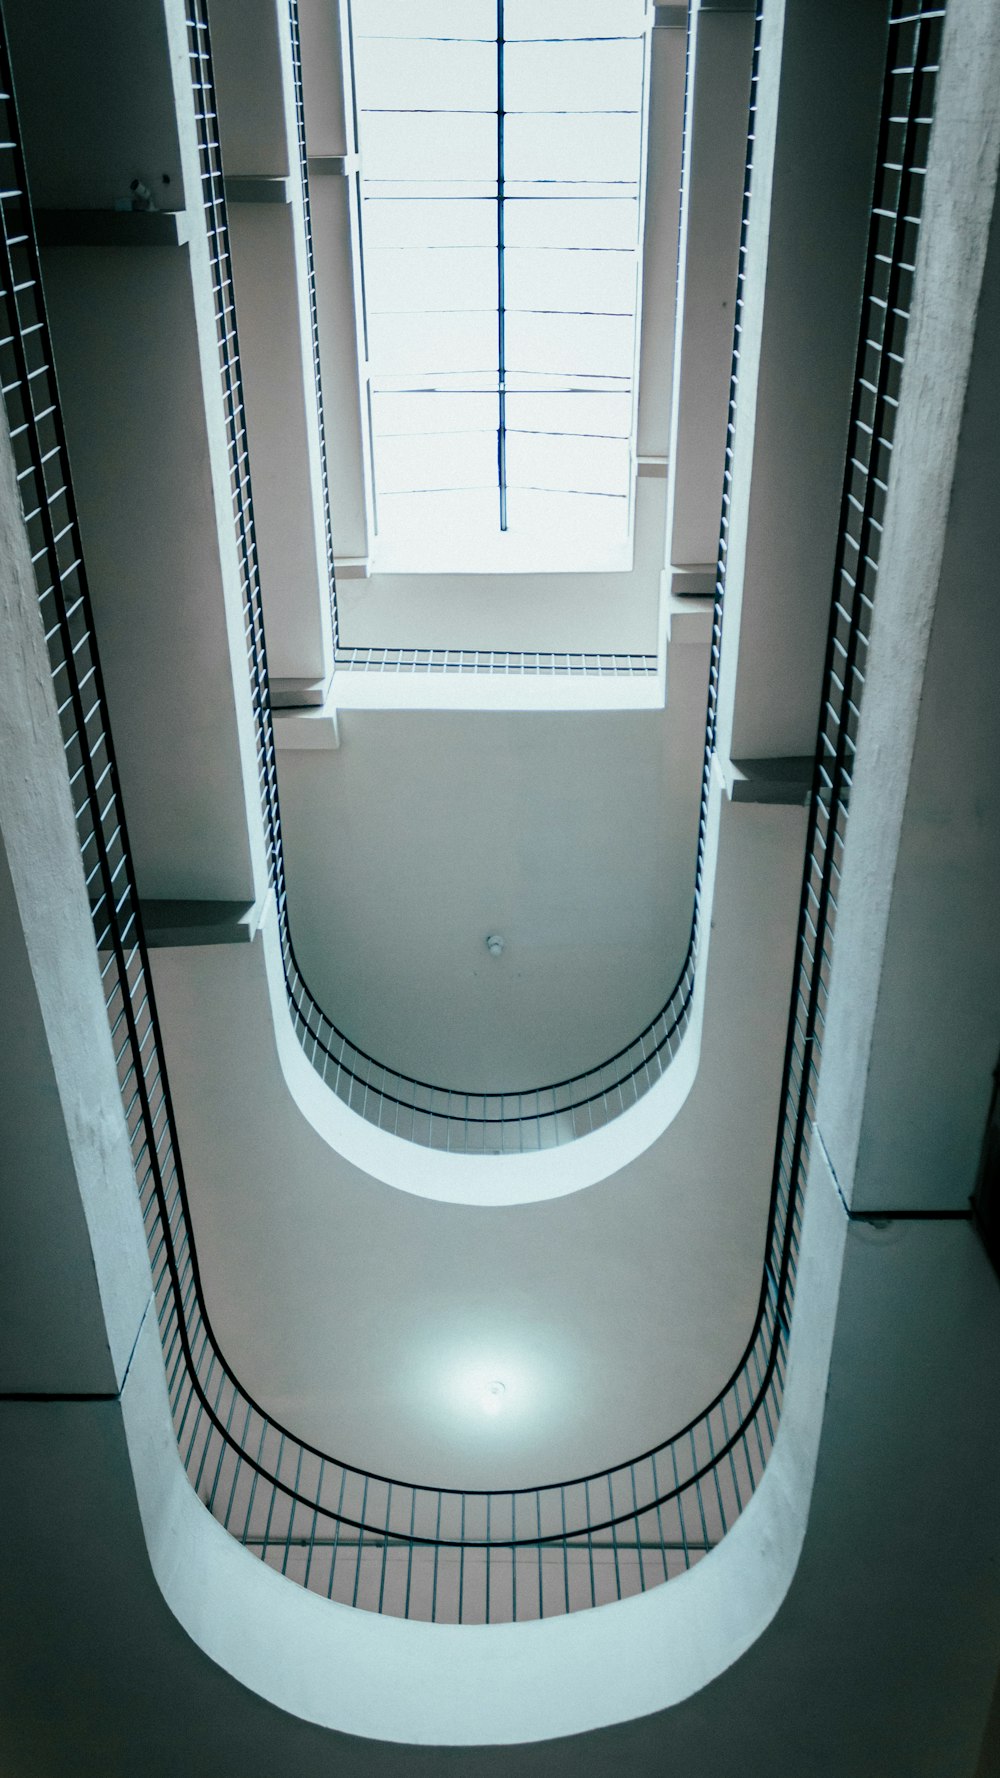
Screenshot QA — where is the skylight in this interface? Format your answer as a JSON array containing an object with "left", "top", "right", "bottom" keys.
[{"left": 351, "top": 0, "right": 649, "bottom": 572}]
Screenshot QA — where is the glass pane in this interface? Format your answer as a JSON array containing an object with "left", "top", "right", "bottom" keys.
[
  {"left": 506, "top": 311, "right": 634, "bottom": 379},
  {"left": 504, "top": 197, "right": 638, "bottom": 248},
  {"left": 362, "top": 112, "right": 497, "bottom": 182},
  {"left": 362, "top": 198, "right": 497, "bottom": 248},
  {"left": 373, "top": 369, "right": 499, "bottom": 395},
  {"left": 504, "top": 39, "right": 644, "bottom": 112},
  {"left": 353, "top": 0, "right": 496, "bottom": 39},
  {"left": 376, "top": 431, "right": 498, "bottom": 493},
  {"left": 507, "top": 432, "right": 629, "bottom": 496},
  {"left": 352, "top": 0, "right": 647, "bottom": 563},
  {"left": 504, "top": 486, "right": 628, "bottom": 550},
  {"left": 505, "top": 247, "right": 636, "bottom": 315},
  {"left": 354, "top": 37, "right": 496, "bottom": 111},
  {"left": 376, "top": 488, "right": 502, "bottom": 543},
  {"left": 504, "top": 0, "right": 646, "bottom": 39},
  {"left": 505, "top": 369, "right": 629, "bottom": 395},
  {"left": 368, "top": 310, "right": 498, "bottom": 377},
  {"left": 363, "top": 179, "right": 496, "bottom": 201},
  {"left": 505, "top": 390, "right": 631, "bottom": 438},
  {"left": 504, "top": 180, "right": 638, "bottom": 202},
  {"left": 373, "top": 391, "right": 497, "bottom": 436},
  {"left": 365, "top": 247, "right": 497, "bottom": 314},
  {"left": 504, "top": 114, "right": 642, "bottom": 185}
]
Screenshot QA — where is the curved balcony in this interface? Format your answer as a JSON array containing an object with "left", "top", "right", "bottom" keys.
[{"left": 0, "top": 0, "right": 953, "bottom": 1632}]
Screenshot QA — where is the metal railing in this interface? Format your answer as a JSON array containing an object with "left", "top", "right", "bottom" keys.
[
  {"left": 287, "top": 0, "right": 339, "bottom": 663},
  {"left": 0, "top": 0, "right": 943, "bottom": 1622},
  {"left": 330, "top": 644, "right": 660, "bottom": 677}
]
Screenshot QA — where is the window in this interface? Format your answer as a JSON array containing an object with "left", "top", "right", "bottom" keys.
[{"left": 352, "top": 0, "right": 649, "bottom": 572}]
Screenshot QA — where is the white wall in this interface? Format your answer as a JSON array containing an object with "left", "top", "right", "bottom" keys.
[
  {"left": 3, "top": 0, "right": 187, "bottom": 211},
  {"left": 211, "top": 0, "right": 334, "bottom": 686},
  {"left": 278, "top": 690, "right": 704, "bottom": 1089},
  {"left": 336, "top": 477, "right": 666, "bottom": 658},
  {"left": 635, "top": 13, "right": 686, "bottom": 461},
  {"left": 664, "top": 2, "right": 755, "bottom": 575},
  {"left": 5, "top": 0, "right": 269, "bottom": 903},
  {"left": 148, "top": 789, "right": 804, "bottom": 1489},
  {"left": 816, "top": 10, "right": 1000, "bottom": 1216},
  {"left": 714, "top": 0, "right": 890, "bottom": 763}
]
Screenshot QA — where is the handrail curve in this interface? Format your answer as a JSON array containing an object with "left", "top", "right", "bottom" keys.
[{"left": 0, "top": 0, "right": 944, "bottom": 1621}]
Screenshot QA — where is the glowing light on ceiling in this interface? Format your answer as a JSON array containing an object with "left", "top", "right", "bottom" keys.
[{"left": 480, "top": 1378, "right": 507, "bottom": 1415}]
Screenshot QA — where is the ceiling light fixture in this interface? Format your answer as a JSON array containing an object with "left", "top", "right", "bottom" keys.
[
  {"left": 485, "top": 934, "right": 505, "bottom": 957},
  {"left": 481, "top": 1380, "right": 506, "bottom": 1415}
]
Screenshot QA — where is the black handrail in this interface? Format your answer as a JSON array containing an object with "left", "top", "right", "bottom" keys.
[{"left": 0, "top": 0, "right": 944, "bottom": 1622}]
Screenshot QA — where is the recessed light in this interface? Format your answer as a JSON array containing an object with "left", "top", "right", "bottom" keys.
[{"left": 481, "top": 1379, "right": 506, "bottom": 1415}]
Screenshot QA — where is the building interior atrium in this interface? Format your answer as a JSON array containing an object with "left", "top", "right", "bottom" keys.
[{"left": 1, "top": 0, "right": 999, "bottom": 1773}]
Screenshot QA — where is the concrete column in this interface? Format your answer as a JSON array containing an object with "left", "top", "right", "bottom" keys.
[
  {"left": 714, "top": 0, "right": 889, "bottom": 762},
  {"left": 0, "top": 409, "right": 150, "bottom": 1395},
  {"left": 299, "top": 0, "right": 373, "bottom": 572},
  {"left": 3, "top": 0, "right": 269, "bottom": 904},
  {"left": 662, "top": 0, "right": 755, "bottom": 591},
  {"left": 209, "top": 0, "right": 335, "bottom": 693},
  {"left": 818, "top": 11, "right": 1000, "bottom": 1216}
]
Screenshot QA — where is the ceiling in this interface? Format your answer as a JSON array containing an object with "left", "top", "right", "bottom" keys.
[
  {"left": 153, "top": 795, "right": 805, "bottom": 1493},
  {"left": 278, "top": 674, "right": 706, "bottom": 1093}
]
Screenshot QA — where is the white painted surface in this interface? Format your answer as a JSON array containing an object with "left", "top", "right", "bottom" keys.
[
  {"left": 227, "top": 201, "right": 334, "bottom": 681},
  {"left": 665, "top": 592, "right": 713, "bottom": 647},
  {"left": 3, "top": 1169, "right": 996, "bottom": 1771},
  {"left": 120, "top": 1278, "right": 812, "bottom": 1747},
  {"left": 853, "top": 211, "right": 1000, "bottom": 1213},
  {"left": 635, "top": 15, "right": 686, "bottom": 460},
  {"left": 277, "top": 695, "right": 704, "bottom": 1090},
  {"left": 3, "top": 0, "right": 999, "bottom": 1766},
  {"left": 298, "top": 0, "right": 351, "bottom": 160},
  {"left": 212, "top": 0, "right": 334, "bottom": 687},
  {"left": 3, "top": 0, "right": 186, "bottom": 210},
  {"left": 816, "top": 4, "right": 1000, "bottom": 1216},
  {"left": 664, "top": 5, "right": 755, "bottom": 573},
  {"left": 328, "top": 666, "right": 667, "bottom": 713},
  {"left": 208, "top": 0, "right": 290, "bottom": 177},
  {"left": 311, "top": 170, "right": 372, "bottom": 564},
  {"left": 149, "top": 785, "right": 803, "bottom": 1487},
  {"left": 274, "top": 705, "right": 341, "bottom": 748},
  {"left": 713, "top": 0, "right": 888, "bottom": 764},
  {"left": 337, "top": 476, "right": 666, "bottom": 657},
  {"left": 6, "top": 0, "right": 269, "bottom": 905},
  {"left": 33, "top": 246, "right": 262, "bottom": 901},
  {"left": 0, "top": 415, "right": 154, "bottom": 1394}
]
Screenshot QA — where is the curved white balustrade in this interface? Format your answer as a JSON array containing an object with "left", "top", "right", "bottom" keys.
[
  {"left": 122, "top": 1158, "right": 838, "bottom": 1745},
  {"left": 257, "top": 758, "right": 726, "bottom": 1207},
  {"left": 114, "top": 1140, "right": 1000, "bottom": 1752}
]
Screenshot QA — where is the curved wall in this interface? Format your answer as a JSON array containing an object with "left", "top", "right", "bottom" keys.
[
  {"left": 151, "top": 783, "right": 804, "bottom": 1486},
  {"left": 277, "top": 694, "right": 705, "bottom": 1094}
]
